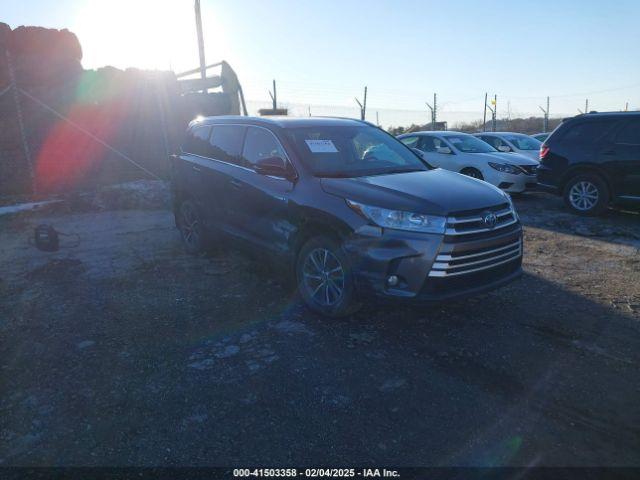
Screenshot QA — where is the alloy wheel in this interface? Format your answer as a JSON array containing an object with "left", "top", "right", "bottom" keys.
[
  {"left": 180, "top": 203, "right": 201, "bottom": 249},
  {"left": 302, "top": 248, "right": 345, "bottom": 306},
  {"left": 569, "top": 181, "right": 599, "bottom": 211}
]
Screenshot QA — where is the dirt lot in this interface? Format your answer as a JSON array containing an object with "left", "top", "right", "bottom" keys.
[{"left": 1, "top": 183, "right": 639, "bottom": 466}]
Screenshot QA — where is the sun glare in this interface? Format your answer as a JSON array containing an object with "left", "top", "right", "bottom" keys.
[{"left": 73, "top": 0, "right": 197, "bottom": 72}]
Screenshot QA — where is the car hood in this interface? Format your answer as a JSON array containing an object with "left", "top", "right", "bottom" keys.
[
  {"left": 483, "top": 151, "right": 539, "bottom": 165},
  {"left": 320, "top": 168, "right": 508, "bottom": 216}
]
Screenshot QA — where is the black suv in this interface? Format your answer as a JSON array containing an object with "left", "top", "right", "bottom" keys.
[
  {"left": 537, "top": 112, "right": 640, "bottom": 215},
  {"left": 171, "top": 116, "right": 522, "bottom": 316}
]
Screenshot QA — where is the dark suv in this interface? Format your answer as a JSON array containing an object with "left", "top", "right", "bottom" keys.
[
  {"left": 537, "top": 112, "right": 640, "bottom": 215},
  {"left": 171, "top": 116, "right": 523, "bottom": 316}
]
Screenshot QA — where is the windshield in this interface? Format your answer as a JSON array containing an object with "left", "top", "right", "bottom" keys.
[
  {"left": 445, "top": 134, "right": 497, "bottom": 153},
  {"left": 286, "top": 125, "right": 429, "bottom": 177},
  {"left": 504, "top": 134, "right": 542, "bottom": 150}
]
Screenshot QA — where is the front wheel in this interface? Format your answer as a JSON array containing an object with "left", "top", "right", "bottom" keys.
[
  {"left": 563, "top": 174, "right": 609, "bottom": 216},
  {"left": 296, "top": 236, "right": 360, "bottom": 317}
]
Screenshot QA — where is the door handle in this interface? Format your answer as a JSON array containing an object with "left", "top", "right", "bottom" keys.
[
  {"left": 192, "top": 164, "right": 202, "bottom": 172},
  {"left": 230, "top": 179, "right": 243, "bottom": 189}
]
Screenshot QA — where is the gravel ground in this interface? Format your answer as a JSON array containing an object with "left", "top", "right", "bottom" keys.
[{"left": 0, "top": 186, "right": 639, "bottom": 466}]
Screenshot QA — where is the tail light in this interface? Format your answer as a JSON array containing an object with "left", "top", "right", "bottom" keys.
[{"left": 539, "top": 144, "right": 550, "bottom": 160}]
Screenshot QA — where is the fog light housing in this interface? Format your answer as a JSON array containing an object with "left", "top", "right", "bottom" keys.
[{"left": 387, "top": 275, "right": 399, "bottom": 287}]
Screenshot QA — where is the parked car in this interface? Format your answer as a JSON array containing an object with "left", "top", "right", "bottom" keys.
[
  {"left": 171, "top": 117, "right": 523, "bottom": 317},
  {"left": 474, "top": 132, "right": 542, "bottom": 161},
  {"left": 532, "top": 133, "right": 550, "bottom": 142},
  {"left": 537, "top": 111, "right": 640, "bottom": 215},
  {"left": 397, "top": 131, "right": 539, "bottom": 193}
]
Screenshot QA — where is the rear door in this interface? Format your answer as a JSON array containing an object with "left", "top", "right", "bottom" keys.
[
  {"left": 609, "top": 119, "right": 640, "bottom": 197},
  {"left": 205, "top": 124, "right": 247, "bottom": 234},
  {"left": 176, "top": 125, "right": 214, "bottom": 221},
  {"left": 225, "top": 126, "right": 295, "bottom": 252}
]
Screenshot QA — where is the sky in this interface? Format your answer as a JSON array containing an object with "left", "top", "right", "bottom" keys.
[{"left": 3, "top": 0, "right": 640, "bottom": 126}]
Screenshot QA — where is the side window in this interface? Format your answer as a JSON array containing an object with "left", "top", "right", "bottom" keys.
[
  {"left": 615, "top": 120, "right": 640, "bottom": 145},
  {"left": 561, "top": 121, "right": 613, "bottom": 144},
  {"left": 182, "top": 126, "right": 212, "bottom": 156},
  {"left": 419, "top": 136, "right": 437, "bottom": 152},
  {"left": 209, "top": 125, "right": 246, "bottom": 165},
  {"left": 243, "top": 127, "right": 287, "bottom": 168},
  {"left": 400, "top": 136, "right": 419, "bottom": 148}
]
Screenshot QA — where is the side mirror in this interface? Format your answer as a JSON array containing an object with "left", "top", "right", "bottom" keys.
[
  {"left": 254, "top": 156, "right": 289, "bottom": 177},
  {"left": 436, "top": 146, "right": 452, "bottom": 155},
  {"left": 498, "top": 145, "right": 512, "bottom": 153}
]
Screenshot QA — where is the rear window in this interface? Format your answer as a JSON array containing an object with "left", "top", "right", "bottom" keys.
[
  {"left": 209, "top": 125, "right": 246, "bottom": 165},
  {"left": 182, "top": 125, "right": 211, "bottom": 156}
]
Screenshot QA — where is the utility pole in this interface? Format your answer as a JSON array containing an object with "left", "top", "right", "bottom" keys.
[
  {"left": 194, "top": 0, "right": 206, "bottom": 92},
  {"left": 625, "top": 102, "right": 629, "bottom": 111},
  {"left": 483, "top": 92, "right": 487, "bottom": 132},
  {"left": 492, "top": 94, "right": 497, "bottom": 132},
  {"left": 376, "top": 111, "right": 379, "bottom": 126},
  {"left": 269, "top": 80, "right": 277, "bottom": 110},
  {"left": 426, "top": 93, "right": 437, "bottom": 130},
  {"left": 308, "top": 105, "right": 311, "bottom": 117},
  {"left": 485, "top": 95, "right": 497, "bottom": 132},
  {"left": 539, "top": 96, "right": 549, "bottom": 132},
  {"left": 355, "top": 86, "right": 367, "bottom": 120}
]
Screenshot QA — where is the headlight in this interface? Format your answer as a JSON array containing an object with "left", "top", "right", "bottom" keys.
[
  {"left": 346, "top": 200, "right": 446, "bottom": 234},
  {"left": 488, "top": 162, "right": 521, "bottom": 175}
]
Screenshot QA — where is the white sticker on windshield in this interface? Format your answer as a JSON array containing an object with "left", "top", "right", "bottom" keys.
[{"left": 305, "top": 139, "right": 338, "bottom": 153}]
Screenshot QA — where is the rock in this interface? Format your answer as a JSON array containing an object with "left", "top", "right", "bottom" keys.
[
  {"left": 188, "top": 358, "right": 214, "bottom": 370},
  {"left": 380, "top": 378, "right": 406, "bottom": 392},
  {"left": 215, "top": 345, "right": 240, "bottom": 358},
  {"left": 77, "top": 340, "right": 95, "bottom": 350}
]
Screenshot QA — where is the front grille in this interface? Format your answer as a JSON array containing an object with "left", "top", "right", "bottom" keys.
[
  {"left": 427, "top": 202, "right": 523, "bottom": 281},
  {"left": 428, "top": 238, "right": 522, "bottom": 277},
  {"left": 519, "top": 165, "right": 538, "bottom": 175},
  {"left": 445, "top": 205, "right": 517, "bottom": 236}
]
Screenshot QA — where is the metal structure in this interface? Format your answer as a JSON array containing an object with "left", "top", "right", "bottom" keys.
[
  {"left": 355, "top": 86, "right": 367, "bottom": 121},
  {"left": 539, "top": 96, "right": 550, "bottom": 132},
  {"left": 269, "top": 80, "right": 277, "bottom": 110},
  {"left": 426, "top": 93, "right": 437, "bottom": 130},
  {"left": 483, "top": 92, "right": 488, "bottom": 132},
  {"left": 485, "top": 94, "right": 497, "bottom": 132},
  {"left": 194, "top": 0, "right": 207, "bottom": 91}
]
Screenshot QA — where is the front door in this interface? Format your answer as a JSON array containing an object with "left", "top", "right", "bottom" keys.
[{"left": 225, "top": 126, "right": 295, "bottom": 253}]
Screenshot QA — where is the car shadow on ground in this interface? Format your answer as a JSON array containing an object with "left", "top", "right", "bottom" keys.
[{"left": 3, "top": 234, "right": 639, "bottom": 466}]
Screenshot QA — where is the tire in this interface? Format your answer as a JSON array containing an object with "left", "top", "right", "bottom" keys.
[
  {"left": 563, "top": 174, "right": 609, "bottom": 216},
  {"left": 177, "top": 200, "right": 207, "bottom": 254},
  {"left": 461, "top": 168, "right": 484, "bottom": 180},
  {"left": 295, "top": 236, "right": 361, "bottom": 317}
]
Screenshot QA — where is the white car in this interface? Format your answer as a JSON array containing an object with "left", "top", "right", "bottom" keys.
[
  {"left": 398, "top": 131, "right": 539, "bottom": 193},
  {"left": 473, "top": 132, "right": 542, "bottom": 161}
]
